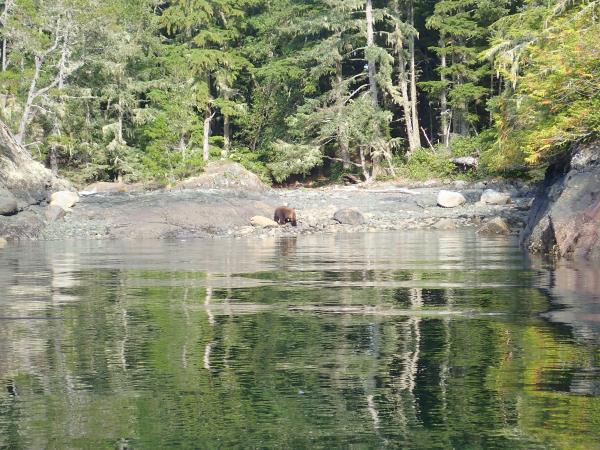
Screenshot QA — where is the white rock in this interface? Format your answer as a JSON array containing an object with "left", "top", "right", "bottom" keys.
[
  {"left": 50, "top": 191, "right": 80, "bottom": 211},
  {"left": 480, "top": 189, "right": 511, "bottom": 205},
  {"left": 250, "top": 215, "right": 279, "bottom": 228},
  {"left": 437, "top": 190, "right": 466, "bottom": 208}
]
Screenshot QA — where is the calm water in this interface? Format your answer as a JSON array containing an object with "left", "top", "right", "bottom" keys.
[{"left": 1, "top": 231, "right": 599, "bottom": 449}]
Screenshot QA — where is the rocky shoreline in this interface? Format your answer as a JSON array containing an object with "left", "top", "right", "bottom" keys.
[
  {"left": 3, "top": 142, "right": 599, "bottom": 260},
  {"left": 33, "top": 178, "right": 532, "bottom": 241}
]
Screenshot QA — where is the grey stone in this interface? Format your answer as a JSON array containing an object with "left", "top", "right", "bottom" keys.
[
  {"left": 480, "top": 189, "right": 511, "bottom": 205},
  {"left": 478, "top": 217, "right": 511, "bottom": 235},
  {"left": 333, "top": 208, "right": 365, "bottom": 225}
]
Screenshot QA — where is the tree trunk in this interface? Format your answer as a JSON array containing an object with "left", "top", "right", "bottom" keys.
[
  {"left": 365, "top": 0, "right": 378, "bottom": 107},
  {"left": 14, "top": 30, "right": 63, "bottom": 145},
  {"left": 203, "top": 111, "right": 214, "bottom": 162},
  {"left": 335, "top": 60, "right": 351, "bottom": 169},
  {"left": 49, "top": 120, "right": 60, "bottom": 176},
  {"left": 223, "top": 114, "right": 231, "bottom": 157},
  {"left": 392, "top": 0, "right": 420, "bottom": 156},
  {"left": 1, "top": 0, "right": 12, "bottom": 72},
  {"left": 359, "top": 147, "right": 372, "bottom": 183},
  {"left": 407, "top": 1, "right": 421, "bottom": 149},
  {"left": 2, "top": 38, "right": 6, "bottom": 72},
  {"left": 178, "top": 134, "right": 187, "bottom": 161},
  {"left": 440, "top": 36, "right": 450, "bottom": 147},
  {"left": 117, "top": 96, "right": 124, "bottom": 144},
  {"left": 397, "top": 50, "right": 416, "bottom": 153},
  {"left": 15, "top": 56, "right": 42, "bottom": 144},
  {"left": 339, "top": 124, "right": 350, "bottom": 170},
  {"left": 365, "top": 0, "right": 383, "bottom": 179}
]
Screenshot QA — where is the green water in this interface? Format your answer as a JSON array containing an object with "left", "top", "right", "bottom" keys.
[{"left": 1, "top": 231, "right": 599, "bottom": 449}]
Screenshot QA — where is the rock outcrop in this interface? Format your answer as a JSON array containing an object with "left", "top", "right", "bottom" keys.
[
  {"left": 520, "top": 142, "right": 600, "bottom": 260},
  {"left": 333, "top": 208, "right": 366, "bottom": 225},
  {"left": 177, "top": 160, "right": 269, "bottom": 192},
  {"left": 0, "top": 187, "right": 18, "bottom": 215},
  {"left": 0, "top": 121, "right": 72, "bottom": 239}
]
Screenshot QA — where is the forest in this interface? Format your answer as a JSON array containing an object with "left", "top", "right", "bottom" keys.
[{"left": 0, "top": 0, "right": 598, "bottom": 185}]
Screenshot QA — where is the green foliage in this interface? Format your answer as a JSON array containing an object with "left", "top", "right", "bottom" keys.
[
  {"left": 267, "top": 140, "right": 323, "bottom": 183},
  {"left": 228, "top": 147, "right": 271, "bottom": 184},
  {"left": 450, "top": 131, "right": 495, "bottom": 158},
  {"left": 0, "top": 0, "right": 596, "bottom": 185},
  {"left": 395, "top": 147, "right": 455, "bottom": 180},
  {"left": 489, "top": 1, "right": 600, "bottom": 170}
]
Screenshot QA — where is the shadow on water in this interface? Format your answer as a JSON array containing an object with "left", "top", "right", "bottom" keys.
[{"left": 0, "top": 231, "right": 599, "bottom": 448}]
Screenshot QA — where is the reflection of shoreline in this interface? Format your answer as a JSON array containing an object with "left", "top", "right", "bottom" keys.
[
  {"left": 531, "top": 256, "right": 600, "bottom": 341},
  {"left": 2, "top": 232, "right": 598, "bottom": 449}
]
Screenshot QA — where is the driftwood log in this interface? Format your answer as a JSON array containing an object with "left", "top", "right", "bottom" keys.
[
  {"left": 342, "top": 173, "right": 362, "bottom": 184},
  {"left": 451, "top": 156, "right": 478, "bottom": 171}
]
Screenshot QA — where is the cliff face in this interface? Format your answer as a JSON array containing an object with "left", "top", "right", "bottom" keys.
[
  {"left": 520, "top": 142, "right": 600, "bottom": 260},
  {"left": 0, "top": 121, "right": 70, "bottom": 239}
]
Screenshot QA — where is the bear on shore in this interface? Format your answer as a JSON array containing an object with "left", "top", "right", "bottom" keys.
[{"left": 274, "top": 206, "right": 297, "bottom": 226}]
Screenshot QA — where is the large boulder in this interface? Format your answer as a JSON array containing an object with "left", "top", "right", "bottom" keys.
[
  {"left": 333, "top": 208, "right": 365, "bottom": 225},
  {"left": 480, "top": 189, "right": 511, "bottom": 205},
  {"left": 478, "top": 217, "right": 511, "bottom": 235},
  {"left": 0, "top": 188, "right": 18, "bottom": 215},
  {"left": 520, "top": 142, "right": 600, "bottom": 260},
  {"left": 50, "top": 191, "right": 80, "bottom": 210},
  {"left": 177, "top": 160, "right": 269, "bottom": 192},
  {"left": 437, "top": 190, "right": 466, "bottom": 208}
]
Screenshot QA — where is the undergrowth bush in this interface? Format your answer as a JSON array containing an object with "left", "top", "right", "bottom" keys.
[
  {"left": 228, "top": 147, "right": 272, "bottom": 184},
  {"left": 394, "top": 147, "right": 454, "bottom": 180}
]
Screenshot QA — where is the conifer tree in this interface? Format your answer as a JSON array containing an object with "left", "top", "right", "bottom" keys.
[
  {"left": 425, "top": 0, "right": 510, "bottom": 142},
  {"left": 161, "top": 0, "right": 252, "bottom": 161},
  {"left": 383, "top": 0, "right": 422, "bottom": 154}
]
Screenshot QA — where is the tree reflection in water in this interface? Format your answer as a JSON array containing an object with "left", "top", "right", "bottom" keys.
[{"left": 0, "top": 232, "right": 599, "bottom": 448}]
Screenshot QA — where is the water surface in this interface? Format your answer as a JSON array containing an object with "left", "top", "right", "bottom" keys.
[{"left": 1, "top": 231, "right": 599, "bottom": 448}]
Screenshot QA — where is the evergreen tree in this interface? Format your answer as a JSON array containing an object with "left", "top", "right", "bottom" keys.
[
  {"left": 160, "top": 0, "right": 253, "bottom": 162},
  {"left": 425, "top": 0, "right": 510, "bottom": 143}
]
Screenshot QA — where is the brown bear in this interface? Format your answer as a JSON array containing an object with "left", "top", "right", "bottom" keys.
[{"left": 274, "top": 206, "right": 297, "bottom": 226}]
